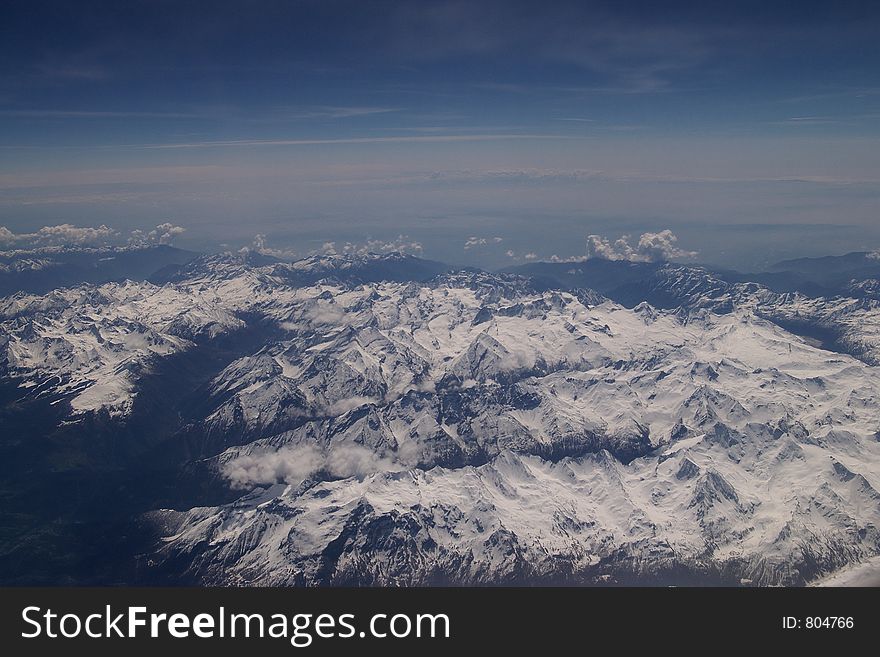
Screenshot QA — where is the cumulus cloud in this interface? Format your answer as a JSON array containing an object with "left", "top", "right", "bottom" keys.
[
  {"left": 129, "top": 222, "right": 186, "bottom": 247},
  {"left": 153, "top": 222, "right": 185, "bottom": 244},
  {"left": 585, "top": 229, "right": 696, "bottom": 263},
  {"left": 36, "top": 223, "right": 117, "bottom": 245},
  {"left": 222, "top": 443, "right": 406, "bottom": 489},
  {"left": 464, "top": 236, "right": 503, "bottom": 250},
  {"left": 126, "top": 230, "right": 149, "bottom": 247},
  {"left": 0, "top": 223, "right": 117, "bottom": 247},
  {"left": 244, "top": 233, "right": 298, "bottom": 260},
  {"left": 524, "top": 252, "right": 538, "bottom": 260},
  {"left": 319, "top": 234, "right": 423, "bottom": 257},
  {"left": 0, "top": 227, "right": 17, "bottom": 244},
  {"left": 0, "top": 222, "right": 188, "bottom": 251}
]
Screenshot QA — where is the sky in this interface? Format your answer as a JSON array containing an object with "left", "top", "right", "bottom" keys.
[{"left": 1, "top": 0, "right": 880, "bottom": 270}]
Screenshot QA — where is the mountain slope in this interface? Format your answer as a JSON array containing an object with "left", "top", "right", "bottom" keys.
[
  {"left": 2, "top": 252, "right": 880, "bottom": 586},
  {"left": 0, "top": 245, "right": 199, "bottom": 296}
]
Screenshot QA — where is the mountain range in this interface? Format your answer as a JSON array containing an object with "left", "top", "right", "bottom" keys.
[{"left": 1, "top": 246, "right": 879, "bottom": 585}]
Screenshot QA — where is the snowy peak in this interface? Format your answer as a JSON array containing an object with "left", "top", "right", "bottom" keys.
[{"left": 3, "top": 250, "right": 880, "bottom": 585}]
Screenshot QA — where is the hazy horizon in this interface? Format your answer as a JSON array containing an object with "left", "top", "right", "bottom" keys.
[{"left": 2, "top": 1, "right": 880, "bottom": 271}]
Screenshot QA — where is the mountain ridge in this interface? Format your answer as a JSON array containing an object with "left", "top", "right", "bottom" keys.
[{"left": 1, "top": 250, "right": 880, "bottom": 585}]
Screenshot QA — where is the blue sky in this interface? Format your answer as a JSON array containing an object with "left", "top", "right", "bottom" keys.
[{"left": 2, "top": 0, "right": 880, "bottom": 269}]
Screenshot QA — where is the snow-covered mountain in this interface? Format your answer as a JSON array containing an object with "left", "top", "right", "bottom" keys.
[
  {"left": 2, "top": 252, "right": 880, "bottom": 585},
  {"left": 0, "top": 244, "right": 198, "bottom": 296}
]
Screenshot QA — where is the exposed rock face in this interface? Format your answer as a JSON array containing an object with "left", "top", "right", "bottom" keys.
[{"left": 3, "top": 253, "right": 880, "bottom": 585}]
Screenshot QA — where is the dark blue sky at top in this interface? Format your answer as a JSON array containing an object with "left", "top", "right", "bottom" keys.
[
  {"left": 2, "top": 1, "right": 880, "bottom": 269},
  {"left": 3, "top": 0, "right": 880, "bottom": 141}
]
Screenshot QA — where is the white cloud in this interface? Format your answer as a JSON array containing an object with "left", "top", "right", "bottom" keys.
[
  {"left": 325, "top": 443, "right": 398, "bottom": 478},
  {"left": 128, "top": 223, "right": 186, "bottom": 247},
  {"left": 36, "top": 223, "right": 116, "bottom": 245},
  {"left": 0, "top": 226, "right": 17, "bottom": 245},
  {"left": 464, "top": 235, "right": 503, "bottom": 250},
  {"left": 585, "top": 235, "right": 631, "bottom": 261},
  {"left": 303, "top": 302, "right": 347, "bottom": 326},
  {"left": 322, "top": 396, "right": 378, "bottom": 416},
  {"left": 223, "top": 445, "right": 325, "bottom": 489},
  {"left": 151, "top": 222, "right": 185, "bottom": 245},
  {"left": 126, "top": 230, "right": 148, "bottom": 247},
  {"left": 0, "top": 222, "right": 189, "bottom": 250},
  {"left": 318, "top": 234, "right": 423, "bottom": 257},
  {"left": 505, "top": 249, "right": 516, "bottom": 258},
  {"left": 222, "top": 443, "right": 407, "bottom": 489},
  {"left": 524, "top": 252, "right": 538, "bottom": 260},
  {"left": 585, "top": 229, "right": 696, "bottom": 262},
  {"left": 244, "top": 233, "right": 298, "bottom": 260},
  {"left": 0, "top": 223, "right": 117, "bottom": 247}
]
